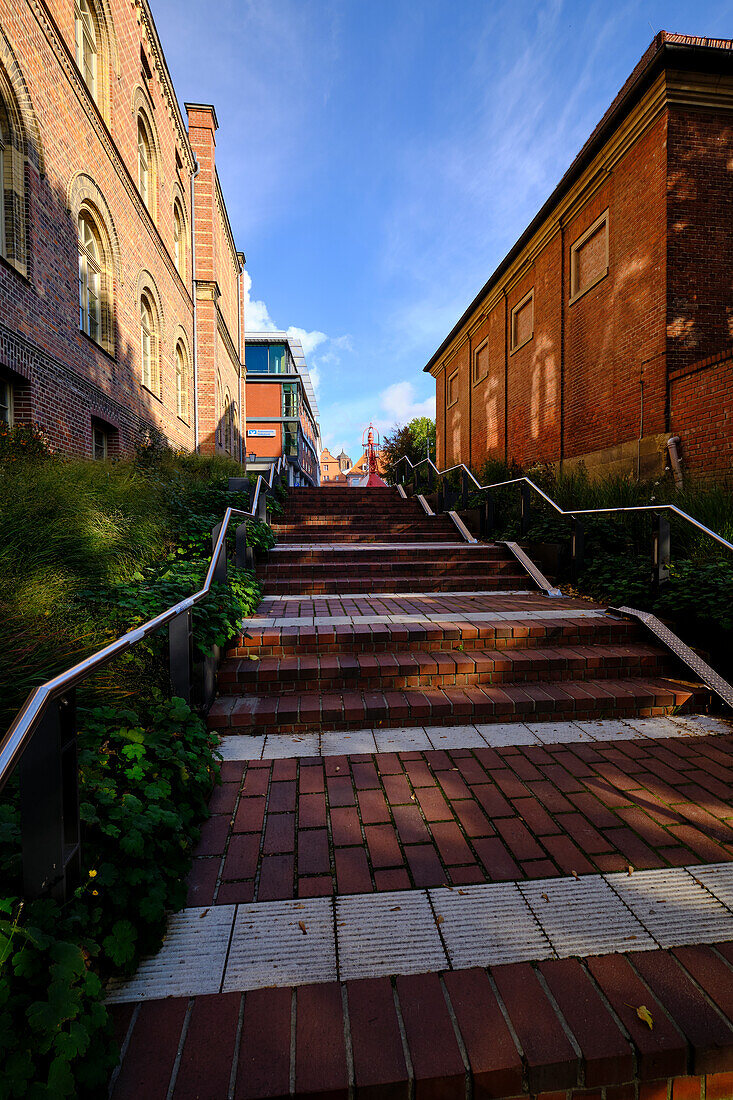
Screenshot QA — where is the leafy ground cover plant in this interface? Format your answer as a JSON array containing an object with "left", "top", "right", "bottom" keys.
[{"left": 0, "top": 439, "right": 277, "bottom": 1096}]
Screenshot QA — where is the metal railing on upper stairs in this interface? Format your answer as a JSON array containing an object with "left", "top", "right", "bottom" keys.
[
  {"left": 0, "top": 456, "right": 288, "bottom": 903},
  {"left": 389, "top": 455, "right": 733, "bottom": 583}
]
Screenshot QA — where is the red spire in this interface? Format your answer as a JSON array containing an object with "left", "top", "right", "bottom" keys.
[{"left": 361, "top": 422, "right": 388, "bottom": 487}]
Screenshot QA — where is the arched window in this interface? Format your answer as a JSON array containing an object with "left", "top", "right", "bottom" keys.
[
  {"left": 137, "top": 114, "right": 152, "bottom": 207},
  {"left": 176, "top": 340, "right": 189, "bottom": 421},
  {"left": 0, "top": 83, "right": 24, "bottom": 272},
  {"left": 140, "top": 292, "right": 159, "bottom": 394},
  {"left": 78, "top": 211, "right": 102, "bottom": 342},
  {"left": 0, "top": 112, "right": 5, "bottom": 261},
  {"left": 74, "top": 0, "right": 98, "bottom": 100},
  {"left": 173, "top": 201, "right": 184, "bottom": 276}
]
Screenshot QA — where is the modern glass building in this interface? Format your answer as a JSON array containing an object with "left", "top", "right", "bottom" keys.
[{"left": 244, "top": 333, "right": 321, "bottom": 487}]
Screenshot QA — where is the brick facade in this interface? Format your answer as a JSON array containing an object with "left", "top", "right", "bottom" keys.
[
  {"left": 427, "top": 35, "right": 733, "bottom": 483},
  {"left": 0, "top": 1, "right": 244, "bottom": 459}
]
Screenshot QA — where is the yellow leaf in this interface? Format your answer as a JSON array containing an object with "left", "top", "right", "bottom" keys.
[
  {"left": 541, "top": 893, "right": 549, "bottom": 902},
  {"left": 627, "top": 864, "right": 635, "bottom": 876},
  {"left": 390, "top": 906, "right": 402, "bottom": 912},
  {"left": 248, "top": 655, "right": 260, "bottom": 661},
  {"left": 571, "top": 871, "right": 579, "bottom": 880},
  {"left": 298, "top": 921, "right": 307, "bottom": 935},
  {"left": 636, "top": 1005, "right": 653, "bottom": 1029},
  {"left": 436, "top": 915, "right": 444, "bottom": 926}
]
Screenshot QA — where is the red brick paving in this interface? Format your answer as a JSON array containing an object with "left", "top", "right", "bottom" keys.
[
  {"left": 109, "top": 946, "right": 733, "bottom": 1100},
  {"left": 185, "top": 734, "right": 733, "bottom": 906}
]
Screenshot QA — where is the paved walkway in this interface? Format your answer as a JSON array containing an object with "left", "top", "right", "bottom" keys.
[{"left": 107, "top": 488, "right": 733, "bottom": 1099}]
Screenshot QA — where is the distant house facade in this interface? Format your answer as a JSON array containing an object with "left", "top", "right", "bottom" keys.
[
  {"left": 0, "top": 0, "right": 246, "bottom": 459},
  {"left": 425, "top": 34, "right": 733, "bottom": 482},
  {"left": 245, "top": 333, "right": 321, "bottom": 486}
]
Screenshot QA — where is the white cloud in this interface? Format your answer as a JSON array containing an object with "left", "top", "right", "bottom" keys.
[
  {"left": 379, "top": 381, "right": 436, "bottom": 426},
  {"left": 242, "top": 271, "right": 277, "bottom": 333},
  {"left": 286, "top": 325, "right": 328, "bottom": 359}
]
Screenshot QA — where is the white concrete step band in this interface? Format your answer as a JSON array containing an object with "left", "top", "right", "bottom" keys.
[
  {"left": 107, "top": 862, "right": 733, "bottom": 1003},
  {"left": 217, "top": 714, "right": 730, "bottom": 762}
]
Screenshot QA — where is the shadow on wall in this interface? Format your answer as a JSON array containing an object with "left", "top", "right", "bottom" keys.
[
  {"left": 0, "top": 161, "right": 243, "bottom": 463},
  {"left": 666, "top": 112, "right": 733, "bottom": 370}
]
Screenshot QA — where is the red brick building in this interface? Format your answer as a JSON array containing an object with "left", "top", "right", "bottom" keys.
[
  {"left": 426, "top": 34, "right": 733, "bottom": 482},
  {"left": 0, "top": 0, "right": 244, "bottom": 459}
]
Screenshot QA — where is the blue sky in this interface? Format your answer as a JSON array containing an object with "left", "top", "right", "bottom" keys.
[{"left": 152, "top": 0, "right": 733, "bottom": 463}]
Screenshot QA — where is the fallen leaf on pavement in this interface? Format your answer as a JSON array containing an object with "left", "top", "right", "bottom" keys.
[{"left": 298, "top": 921, "right": 307, "bottom": 935}]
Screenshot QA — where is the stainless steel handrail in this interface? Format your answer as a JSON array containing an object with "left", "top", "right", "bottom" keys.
[
  {"left": 389, "top": 455, "right": 733, "bottom": 554},
  {"left": 0, "top": 456, "right": 287, "bottom": 792}
]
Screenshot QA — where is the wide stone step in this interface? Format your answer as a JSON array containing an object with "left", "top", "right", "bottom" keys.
[
  {"left": 260, "top": 573, "right": 530, "bottom": 594},
  {"left": 227, "top": 616, "right": 646, "bottom": 657},
  {"left": 218, "top": 643, "right": 673, "bottom": 694},
  {"left": 208, "top": 676, "right": 705, "bottom": 735},
  {"left": 273, "top": 531, "right": 460, "bottom": 543}
]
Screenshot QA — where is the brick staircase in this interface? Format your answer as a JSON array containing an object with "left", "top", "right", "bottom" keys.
[{"left": 210, "top": 486, "right": 704, "bottom": 737}]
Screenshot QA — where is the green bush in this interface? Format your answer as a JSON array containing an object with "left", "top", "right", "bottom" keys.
[
  {"left": 0, "top": 445, "right": 284, "bottom": 1095},
  {"left": 1, "top": 697, "right": 220, "bottom": 1098}
]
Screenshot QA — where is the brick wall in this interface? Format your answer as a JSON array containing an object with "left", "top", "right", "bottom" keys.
[
  {"left": 429, "top": 42, "right": 733, "bottom": 483},
  {"left": 670, "top": 352, "right": 733, "bottom": 479},
  {"left": 187, "top": 104, "right": 244, "bottom": 459},
  {"left": 0, "top": 0, "right": 198, "bottom": 456}
]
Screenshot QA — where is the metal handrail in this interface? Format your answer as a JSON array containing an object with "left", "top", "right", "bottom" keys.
[
  {"left": 0, "top": 455, "right": 287, "bottom": 795},
  {"left": 388, "top": 455, "right": 733, "bottom": 554}
]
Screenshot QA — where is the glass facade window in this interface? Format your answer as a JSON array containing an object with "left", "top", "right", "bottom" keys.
[
  {"left": 282, "top": 382, "right": 298, "bottom": 417},
  {"left": 246, "top": 345, "right": 268, "bottom": 372},
  {"left": 269, "top": 344, "right": 286, "bottom": 373},
  {"left": 246, "top": 343, "right": 292, "bottom": 374},
  {"left": 283, "top": 422, "right": 298, "bottom": 457}
]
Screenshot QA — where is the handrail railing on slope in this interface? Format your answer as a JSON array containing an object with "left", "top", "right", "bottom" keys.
[
  {"left": 388, "top": 455, "right": 733, "bottom": 582},
  {"left": 0, "top": 455, "right": 288, "bottom": 902}
]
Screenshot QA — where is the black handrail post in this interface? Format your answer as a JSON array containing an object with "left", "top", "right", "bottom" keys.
[
  {"left": 19, "top": 690, "right": 80, "bottom": 902},
  {"left": 571, "top": 516, "right": 585, "bottom": 579},
  {"left": 461, "top": 468, "right": 470, "bottom": 511},
  {"left": 427, "top": 462, "right": 434, "bottom": 492},
  {"left": 520, "top": 483, "right": 531, "bottom": 537},
  {"left": 235, "top": 520, "right": 250, "bottom": 569},
  {"left": 169, "top": 609, "right": 193, "bottom": 703},
  {"left": 652, "top": 513, "right": 671, "bottom": 587},
  {"left": 483, "top": 492, "right": 494, "bottom": 539},
  {"left": 257, "top": 487, "right": 267, "bottom": 522},
  {"left": 211, "top": 522, "right": 228, "bottom": 584}
]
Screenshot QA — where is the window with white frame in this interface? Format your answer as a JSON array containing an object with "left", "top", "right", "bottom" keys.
[
  {"left": 74, "top": 0, "right": 98, "bottom": 101},
  {"left": 173, "top": 201, "right": 184, "bottom": 276},
  {"left": 92, "top": 423, "right": 108, "bottom": 460},
  {"left": 78, "top": 212, "right": 102, "bottom": 343},
  {"left": 137, "top": 116, "right": 151, "bottom": 206},
  {"left": 570, "top": 210, "right": 609, "bottom": 302},
  {"left": 0, "top": 379, "right": 13, "bottom": 426},
  {"left": 140, "top": 293, "right": 158, "bottom": 394},
  {"left": 176, "top": 341, "right": 189, "bottom": 421}
]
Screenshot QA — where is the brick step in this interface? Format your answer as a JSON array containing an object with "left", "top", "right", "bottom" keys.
[
  {"left": 282, "top": 504, "right": 423, "bottom": 515},
  {"left": 218, "top": 642, "right": 674, "bottom": 694},
  {"left": 208, "top": 676, "right": 705, "bottom": 735},
  {"left": 227, "top": 616, "right": 645, "bottom": 658},
  {"left": 270, "top": 519, "right": 449, "bottom": 528},
  {"left": 260, "top": 573, "right": 530, "bottom": 594},
  {"left": 274, "top": 532, "right": 460, "bottom": 544},
  {"left": 257, "top": 559, "right": 520, "bottom": 579},
  {"left": 265, "top": 545, "right": 502, "bottom": 562}
]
